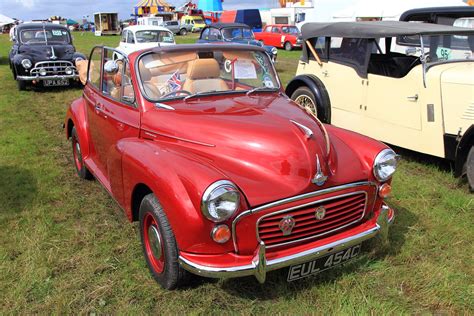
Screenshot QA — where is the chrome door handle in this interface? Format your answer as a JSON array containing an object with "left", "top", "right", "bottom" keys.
[{"left": 407, "top": 94, "right": 418, "bottom": 102}]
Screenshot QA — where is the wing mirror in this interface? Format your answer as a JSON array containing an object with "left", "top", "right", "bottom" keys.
[{"left": 104, "top": 60, "right": 119, "bottom": 75}]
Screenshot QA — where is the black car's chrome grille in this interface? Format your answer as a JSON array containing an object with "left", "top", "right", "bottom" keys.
[{"left": 30, "top": 61, "right": 76, "bottom": 76}]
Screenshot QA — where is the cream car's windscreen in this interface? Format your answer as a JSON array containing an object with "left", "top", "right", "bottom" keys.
[
  {"left": 135, "top": 30, "right": 174, "bottom": 44},
  {"left": 138, "top": 50, "right": 280, "bottom": 101}
]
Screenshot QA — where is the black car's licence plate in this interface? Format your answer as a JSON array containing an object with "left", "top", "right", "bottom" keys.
[
  {"left": 43, "top": 79, "right": 69, "bottom": 87},
  {"left": 287, "top": 244, "right": 362, "bottom": 282}
]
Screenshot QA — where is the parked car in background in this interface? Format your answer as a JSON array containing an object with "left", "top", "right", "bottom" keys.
[
  {"left": 9, "top": 22, "right": 85, "bottom": 90},
  {"left": 65, "top": 43, "right": 397, "bottom": 289},
  {"left": 162, "top": 20, "right": 191, "bottom": 36},
  {"left": 197, "top": 23, "right": 278, "bottom": 62},
  {"left": 117, "top": 25, "right": 175, "bottom": 55},
  {"left": 180, "top": 15, "right": 206, "bottom": 32},
  {"left": 287, "top": 21, "right": 474, "bottom": 190},
  {"left": 400, "top": 6, "right": 474, "bottom": 27},
  {"left": 255, "top": 24, "right": 302, "bottom": 51}
]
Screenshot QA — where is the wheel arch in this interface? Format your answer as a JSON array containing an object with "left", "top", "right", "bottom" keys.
[
  {"left": 131, "top": 183, "right": 153, "bottom": 222},
  {"left": 454, "top": 125, "right": 474, "bottom": 177},
  {"left": 285, "top": 74, "right": 332, "bottom": 124}
]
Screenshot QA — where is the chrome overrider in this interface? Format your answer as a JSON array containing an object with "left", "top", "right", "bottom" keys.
[{"left": 179, "top": 185, "right": 394, "bottom": 283}]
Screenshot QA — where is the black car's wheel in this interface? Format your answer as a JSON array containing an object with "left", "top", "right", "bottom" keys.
[
  {"left": 466, "top": 146, "right": 474, "bottom": 192},
  {"left": 284, "top": 41, "right": 293, "bottom": 51},
  {"left": 139, "top": 194, "right": 190, "bottom": 290},
  {"left": 179, "top": 28, "right": 187, "bottom": 36},
  {"left": 71, "top": 126, "right": 93, "bottom": 180},
  {"left": 17, "top": 80, "right": 27, "bottom": 91}
]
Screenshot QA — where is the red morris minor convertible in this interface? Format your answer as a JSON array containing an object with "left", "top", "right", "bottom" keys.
[{"left": 65, "top": 44, "right": 398, "bottom": 289}]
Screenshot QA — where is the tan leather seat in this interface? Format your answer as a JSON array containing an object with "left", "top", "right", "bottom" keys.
[{"left": 182, "top": 59, "right": 228, "bottom": 93}]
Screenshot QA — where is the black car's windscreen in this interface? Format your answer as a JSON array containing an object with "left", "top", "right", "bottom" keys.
[
  {"left": 138, "top": 49, "right": 279, "bottom": 101},
  {"left": 20, "top": 29, "right": 70, "bottom": 44}
]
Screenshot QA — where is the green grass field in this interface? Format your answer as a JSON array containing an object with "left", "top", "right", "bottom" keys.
[{"left": 0, "top": 32, "right": 472, "bottom": 314}]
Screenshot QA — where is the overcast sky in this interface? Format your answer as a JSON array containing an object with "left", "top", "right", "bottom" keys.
[{"left": 0, "top": 0, "right": 278, "bottom": 21}]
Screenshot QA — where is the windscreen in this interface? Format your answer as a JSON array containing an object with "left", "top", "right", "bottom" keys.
[
  {"left": 20, "top": 28, "right": 70, "bottom": 44},
  {"left": 135, "top": 30, "right": 174, "bottom": 43},
  {"left": 138, "top": 49, "right": 280, "bottom": 101},
  {"left": 222, "top": 27, "right": 254, "bottom": 40}
]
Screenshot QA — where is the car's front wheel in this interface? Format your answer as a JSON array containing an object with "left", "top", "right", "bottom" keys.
[
  {"left": 466, "top": 146, "right": 474, "bottom": 192},
  {"left": 284, "top": 41, "right": 292, "bottom": 51},
  {"left": 139, "top": 194, "right": 190, "bottom": 289},
  {"left": 71, "top": 126, "right": 93, "bottom": 179},
  {"left": 17, "top": 79, "right": 27, "bottom": 91},
  {"left": 179, "top": 28, "right": 187, "bottom": 36}
]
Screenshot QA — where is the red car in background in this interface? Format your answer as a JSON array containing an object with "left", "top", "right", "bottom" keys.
[
  {"left": 255, "top": 24, "right": 303, "bottom": 51},
  {"left": 65, "top": 44, "right": 397, "bottom": 290}
]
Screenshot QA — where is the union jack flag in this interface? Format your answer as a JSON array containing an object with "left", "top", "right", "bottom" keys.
[{"left": 168, "top": 71, "right": 182, "bottom": 91}]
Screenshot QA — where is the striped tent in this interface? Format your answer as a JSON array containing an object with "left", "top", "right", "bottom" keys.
[{"left": 135, "top": 0, "right": 174, "bottom": 16}]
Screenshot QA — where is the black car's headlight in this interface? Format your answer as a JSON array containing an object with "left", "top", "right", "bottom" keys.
[
  {"left": 201, "top": 180, "right": 240, "bottom": 222},
  {"left": 271, "top": 47, "right": 278, "bottom": 55},
  {"left": 21, "top": 59, "right": 32, "bottom": 69},
  {"left": 373, "top": 149, "right": 400, "bottom": 182}
]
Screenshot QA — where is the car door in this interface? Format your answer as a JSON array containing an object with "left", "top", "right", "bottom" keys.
[
  {"left": 310, "top": 37, "right": 369, "bottom": 133},
  {"left": 270, "top": 26, "right": 281, "bottom": 47},
  {"left": 91, "top": 48, "right": 140, "bottom": 198}
]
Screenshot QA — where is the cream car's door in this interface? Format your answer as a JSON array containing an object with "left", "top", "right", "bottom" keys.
[
  {"left": 315, "top": 37, "right": 370, "bottom": 133},
  {"left": 364, "top": 63, "right": 424, "bottom": 151}
]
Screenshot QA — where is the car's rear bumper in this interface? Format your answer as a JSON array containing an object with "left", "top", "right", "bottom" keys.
[
  {"left": 179, "top": 204, "right": 394, "bottom": 283},
  {"left": 17, "top": 74, "right": 79, "bottom": 81}
]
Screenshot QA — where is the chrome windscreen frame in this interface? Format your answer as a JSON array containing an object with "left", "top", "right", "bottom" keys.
[{"left": 232, "top": 181, "right": 377, "bottom": 253}]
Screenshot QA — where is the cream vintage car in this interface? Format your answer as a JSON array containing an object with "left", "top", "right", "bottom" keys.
[{"left": 286, "top": 21, "right": 474, "bottom": 190}]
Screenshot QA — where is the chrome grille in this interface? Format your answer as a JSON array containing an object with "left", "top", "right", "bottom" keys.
[
  {"left": 30, "top": 61, "right": 76, "bottom": 76},
  {"left": 257, "top": 192, "right": 367, "bottom": 248}
]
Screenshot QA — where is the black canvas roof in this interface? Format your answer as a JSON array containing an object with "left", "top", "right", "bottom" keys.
[
  {"left": 301, "top": 21, "right": 474, "bottom": 40},
  {"left": 16, "top": 23, "right": 68, "bottom": 31},
  {"left": 207, "top": 22, "right": 250, "bottom": 29}
]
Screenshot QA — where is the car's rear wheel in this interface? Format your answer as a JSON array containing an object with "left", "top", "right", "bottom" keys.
[
  {"left": 284, "top": 41, "right": 292, "bottom": 51},
  {"left": 71, "top": 126, "right": 93, "bottom": 180},
  {"left": 139, "top": 194, "right": 190, "bottom": 290},
  {"left": 292, "top": 86, "right": 319, "bottom": 116},
  {"left": 179, "top": 28, "right": 187, "bottom": 36},
  {"left": 466, "top": 146, "right": 474, "bottom": 192}
]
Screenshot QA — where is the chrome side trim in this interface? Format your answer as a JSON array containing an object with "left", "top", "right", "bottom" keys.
[
  {"left": 231, "top": 181, "right": 376, "bottom": 253},
  {"left": 255, "top": 191, "right": 368, "bottom": 249}
]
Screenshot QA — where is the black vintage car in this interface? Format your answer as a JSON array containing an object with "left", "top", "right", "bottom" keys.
[{"left": 9, "top": 23, "right": 85, "bottom": 90}]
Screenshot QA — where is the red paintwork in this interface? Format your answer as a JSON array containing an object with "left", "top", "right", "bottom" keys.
[
  {"left": 65, "top": 45, "right": 391, "bottom": 268},
  {"left": 255, "top": 24, "right": 301, "bottom": 49}
]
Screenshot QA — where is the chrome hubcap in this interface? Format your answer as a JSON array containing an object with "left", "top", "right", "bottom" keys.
[
  {"left": 75, "top": 142, "right": 82, "bottom": 159},
  {"left": 147, "top": 225, "right": 162, "bottom": 260},
  {"left": 295, "top": 95, "right": 317, "bottom": 116}
]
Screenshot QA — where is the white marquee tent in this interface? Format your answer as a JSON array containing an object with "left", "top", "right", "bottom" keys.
[{"left": 0, "top": 13, "right": 14, "bottom": 27}]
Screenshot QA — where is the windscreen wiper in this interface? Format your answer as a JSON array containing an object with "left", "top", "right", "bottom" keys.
[
  {"left": 183, "top": 90, "right": 218, "bottom": 102},
  {"left": 246, "top": 86, "right": 279, "bottom": 96}
]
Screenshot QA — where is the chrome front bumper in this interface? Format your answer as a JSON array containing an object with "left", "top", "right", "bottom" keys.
[
  {"left": 179, "top": 205, "right": 393, "bottom": 283},
  {"left": 17, "top": 74, "right": 79, "bottom": 81}
]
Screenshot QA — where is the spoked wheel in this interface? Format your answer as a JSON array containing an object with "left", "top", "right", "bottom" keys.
[
  {"left": 71, "top": 126, "right": 92, "bottom": 179},
  {"left": 465, "top": 146, "right": 474, "bottom": 192},
  {"left": 293, "top": 86, "right": 318, "bottom": 117},
  {"left": 139, "top": 194, "right": 190, "bottom": 289}
]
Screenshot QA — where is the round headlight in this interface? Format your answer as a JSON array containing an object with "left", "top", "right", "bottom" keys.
[
  {"left": 39, "top": 68, "right": 47, "bottom": 76},
  {"left": 21, "top": 59, "right": 32, "bottom": 69},
  {"left": 75, "top": 56, "right": 85, "bottom": 63},
  {"left": 373, "top": 149, "right": 400, "bottom": 182},
  {"left": 65, "top": 67, "right": 73, "bottom": 75},
  {"left": 201, "top": 180, "right": 240, "bottom": 222},
  {"left": 271, "top": 47, "right": 278, "bottom": 55}
]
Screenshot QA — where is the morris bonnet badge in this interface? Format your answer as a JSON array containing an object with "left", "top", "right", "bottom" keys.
[
  {"left": 279, "top": 216, "right": 296, "bottom": 236},
  {"left": 315, "top": 206, "right": 326, "bottom": 220},
  {"left": 312, "top": 155, "right": 328, "bottom": 186}
]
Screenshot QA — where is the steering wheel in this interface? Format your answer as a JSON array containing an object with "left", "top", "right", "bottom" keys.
[{"left": 161, "top": 90, "right": 192, "bottom": 98}]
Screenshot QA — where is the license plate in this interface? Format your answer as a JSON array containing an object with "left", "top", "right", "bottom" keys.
[
  {"left": 43, "top": 79, "right": 69, "bottom": 87},
  {"left": 287, "top": 244, "right": 362, "bottom": 282}
]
